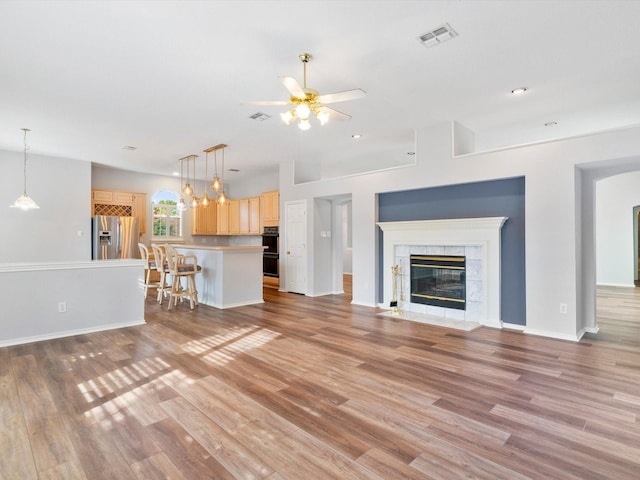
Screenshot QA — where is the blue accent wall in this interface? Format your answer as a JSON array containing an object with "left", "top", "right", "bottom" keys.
[{"left": 378, "top": 177, "right": 526, "bottom": 325}]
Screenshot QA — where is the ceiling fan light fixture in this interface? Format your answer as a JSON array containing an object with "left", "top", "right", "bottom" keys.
[
  {"left": 280, "top": 110, "right": 294, "bottom": 125},
  {"left": 295, "top": 103, "right": 310, "bottom": 120},
  {"left": 298, "top": 118, "right": 311, "bottom": 131},
  {"left": 317, "top": 110, "right": 329, "bottom": 125}
]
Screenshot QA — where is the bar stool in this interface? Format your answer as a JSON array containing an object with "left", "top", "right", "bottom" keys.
[
  {"left": 138, "top": 243, "right": 160, "bottom": 299},
  {"left": 150, "top": 243, "right": 171, "bottom": 305},
  {"left": 164, "top": 244, "right": 201, "bottom": 310}
]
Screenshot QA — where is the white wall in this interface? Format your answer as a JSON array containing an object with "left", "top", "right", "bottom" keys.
[
  {"left": 0, "top": 261, "right": 145, "bottom": 347},
  {"left": 279, "top": 122, "right": 640, "bottom": 341},
  {"left": 595, "top": 171, "right": 640, "bottom": 287},
  {"left": 1, "top": 150, "right": 91, "bottom": 263}
]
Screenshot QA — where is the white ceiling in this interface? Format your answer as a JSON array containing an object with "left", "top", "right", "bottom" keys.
[{"left": 1, "top": 1, "right": 639, "bottom": 182}]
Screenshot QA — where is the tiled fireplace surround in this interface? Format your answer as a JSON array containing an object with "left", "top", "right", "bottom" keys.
[{"left": 377, "top": 217, "right": 508, "bottom": 328}]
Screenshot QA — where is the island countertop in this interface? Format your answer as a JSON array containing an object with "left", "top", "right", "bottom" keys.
[{"left": 172, "top": 245, "right": 266, "bottom": 252}]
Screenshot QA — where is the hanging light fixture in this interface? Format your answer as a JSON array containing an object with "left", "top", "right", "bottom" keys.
[
  {"left": 182, "top": 154, "right": 193, "bottom": 197},
  {"left": 217, "top": 146, "right": 227, "bottom": 204},
  {"left": 188, "top": 155, "right": 199, "bottom": 208},
  {"left": 201, "top": 150, "right": 210, "bottom": 208},
  {"left": 177, "top": 157, "right": 187, "bottom": 211},
  {"left": 210, "top": 148, "right": 222, "bottom": 192},
  {"left": 10, "top": 128, "right": 40, "bottom": 210},
  {"left": 204, "top": 144, "right": 228, "bottom": 204}
]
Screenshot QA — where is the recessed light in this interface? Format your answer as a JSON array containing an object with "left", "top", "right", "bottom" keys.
[
  {"left": 511, "top": 87, "right": 528, "bottom": 95},
  {"left": 172, "top": 171, "right": 180, "bottom": 176},
  {"left": 122, "top": 145, "right": 137, "bottom": 151},
  {"left": 544, "top": 121, "right": 558, "bottom": 127},
  {"left": 352, "top": 134, "right": 362, "bottom": 139}
]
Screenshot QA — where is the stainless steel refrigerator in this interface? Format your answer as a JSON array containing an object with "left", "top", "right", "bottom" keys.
[{"left": 92, "top": 215, "right": 140, "bottom": 259}]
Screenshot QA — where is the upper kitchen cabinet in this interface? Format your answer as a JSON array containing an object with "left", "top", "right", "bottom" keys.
[
  {"left": 217, "top": 201, "right": 229, "bottom": 234},
  {"left": 91, "top": 189, "right": 147, "bottom": 234},
  {"left": 239, "top": 197, "right": 261, "bottom": 235},
  {"left": 190, "top": 203, "right": 218, "bottom": 235},
  {"left": 262, "top": 190, "right": 279, "bottom": 226}
]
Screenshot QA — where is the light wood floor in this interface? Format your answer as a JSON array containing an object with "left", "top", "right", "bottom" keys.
[{"left": 1, "top": 285, "right": 640, "bottom": 479}]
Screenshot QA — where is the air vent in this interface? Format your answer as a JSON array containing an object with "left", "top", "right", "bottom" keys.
[
  {"left": 418, "top": 23, "right": 458, "bottom": 47},
  {"left": 249, "top": 112, "right": 271, "bottom": 121}
]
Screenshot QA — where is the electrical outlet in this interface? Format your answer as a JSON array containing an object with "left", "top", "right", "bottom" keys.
[
  {"left": 58, "top": 301, "right": 67, "bottom": 313},
  {"left": 559, "top": 303, "right": 567, "bottom": 314}
]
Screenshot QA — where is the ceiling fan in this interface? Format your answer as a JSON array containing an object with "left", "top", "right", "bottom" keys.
[{"left": 242, "top": 53, "right": 366, "bottom": 130}]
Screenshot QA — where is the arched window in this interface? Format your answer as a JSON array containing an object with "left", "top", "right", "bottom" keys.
[{"left": 151, "top": 190, "right": 182, "bottom": 241}]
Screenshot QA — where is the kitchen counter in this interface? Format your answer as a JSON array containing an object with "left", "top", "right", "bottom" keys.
[{"left": 175, "top": 245, "right": 266, "bottom": 309}]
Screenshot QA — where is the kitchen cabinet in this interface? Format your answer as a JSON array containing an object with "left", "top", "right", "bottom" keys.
[
  {"left": 217, "top": 201, "right": 229, "bottom": 234},
  {"left": 262, "top": 190, "right": 279, "bottom": 226},
  {"left": 190, "top": 203, "right": 217, "bottom": 235},
  {"left": 228, "top": 199, "right": 241, "bottom": 234},
  {"left": 249, "top": 196, "right": 260, "bottom": 234},
  {"left": 132, "top": 193, "right": 147, "bottom": 234},
  {"left": 91, "top": 189, "right": 147, "bottom": 234},
  {"left": 209, "top": 196, "right": 260, "bottom": 236}
]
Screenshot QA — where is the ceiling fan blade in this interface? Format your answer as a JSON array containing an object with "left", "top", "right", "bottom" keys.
[
  {"left": 317, "top": 88, "right": 366, "bottom": 104},
  {"left": 279, "top": 76, "right": 306, "bottom": 100},
  {"left": 319, "top": 106, "right": 352, "bottom": 121},
  {"left": 240, "top": 100, "right": 290, "bottom": 106}
]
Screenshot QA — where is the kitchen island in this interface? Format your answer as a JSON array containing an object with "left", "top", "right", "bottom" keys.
[{"left": 175, "top": 245, "right": 266, "bottom": 309}]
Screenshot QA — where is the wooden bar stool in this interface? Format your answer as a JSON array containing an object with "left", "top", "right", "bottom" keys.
[
  {"left": 150, "top": 243, "right": 171, "bottom": 305},
  {"left": 138, "top": 243, "right": 160, "bottom": 299},
  {"left": 164, "top": 244, "right": 201, "bottom": 310}
]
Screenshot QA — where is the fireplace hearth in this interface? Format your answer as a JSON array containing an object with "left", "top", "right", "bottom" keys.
[{"left": 410, "top": 255, "right": 466, "bottom": 310}]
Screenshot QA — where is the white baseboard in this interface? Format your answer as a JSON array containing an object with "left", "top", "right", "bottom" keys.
[
  {"left": 0, "top": 319, "right": 146, "bottom": 348},
  {"left": 502, "top": 322, "right": 526, "bottom": 331},
  {"left": 523, "top": 327, "right": 580, "bottom": 342}
]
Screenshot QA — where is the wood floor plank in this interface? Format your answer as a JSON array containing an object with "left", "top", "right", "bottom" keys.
[
  {"left": 160, "top": 396, "right": 273, "bottom": 478},
  {"left": 0, "top": 374, "right": 39, "bottom": 480},
  {"left": 11, "top": 355, "right": 80, "bottom": 475},
  {"left": 130, "top": 452, "right": 187, "bottom": 480}
]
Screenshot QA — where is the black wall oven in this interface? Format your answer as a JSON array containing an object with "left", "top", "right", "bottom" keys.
[{"left": 262, "top": 226, "right": 279, "bottom": 277}]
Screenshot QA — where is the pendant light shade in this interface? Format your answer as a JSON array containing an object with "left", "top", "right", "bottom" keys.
[{"left": 10, "top": 128, "right": 39, "bottom": 210}]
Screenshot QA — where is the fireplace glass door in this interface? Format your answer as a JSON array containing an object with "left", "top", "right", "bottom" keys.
[{"left": 410, "top": 255, "right": 466, "bottom": 310}]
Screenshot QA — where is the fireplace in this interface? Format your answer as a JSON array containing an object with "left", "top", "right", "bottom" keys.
[
  {"left": 377, "top": 217, "right": 508, "bottom": 327},
  {"left": 410, "top": 255, "right": 466, "bottom": 310}
]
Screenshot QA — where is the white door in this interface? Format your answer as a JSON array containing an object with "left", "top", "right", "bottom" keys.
[{"left": 285, "top": 200, "right": 307, "bottom": 294}]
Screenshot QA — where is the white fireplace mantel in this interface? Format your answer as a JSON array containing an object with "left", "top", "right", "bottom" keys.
[{"left": 377, "top": 217, "right": 508, "bottom": 328}]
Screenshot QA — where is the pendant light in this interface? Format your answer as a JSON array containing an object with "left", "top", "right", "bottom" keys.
[
  {"left": 188, "top": 155, "right": 199, "bottom": 208},
  {"left": 183, "top": 154, "right": 193, "bottom": 197},
  {"left": 204, "top": 144, "right": 228, "bottom": 204},
  {"left": 10, "top": 128, "right": 40, "bottom": 210},
  {"left": 201, "top": 150, "right": 210, "bottom": 208},
  {"left": 211, "top": 148, "right": 222, "bottom": 192},
  {"left": 177, "top": 157, "right": 187, "bottom": 211},
  {"left": 217, "top": 146, "right": 227, "bottom": 204}
]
